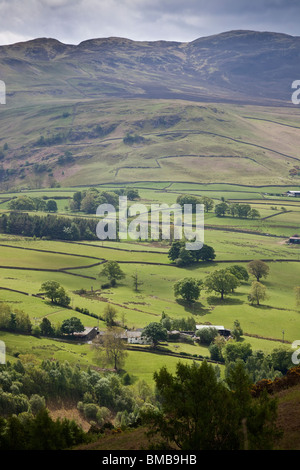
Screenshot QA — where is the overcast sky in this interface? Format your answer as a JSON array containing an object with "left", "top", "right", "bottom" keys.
[{"left": 0, "top": 0, "right": 300, "bottom": 46}]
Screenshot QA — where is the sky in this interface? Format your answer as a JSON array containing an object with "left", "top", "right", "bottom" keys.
[{"left": 0, "top": 0, "right": 300, "bottom": 46}]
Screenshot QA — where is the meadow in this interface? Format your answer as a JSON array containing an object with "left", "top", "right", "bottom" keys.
[{"left": 1, "top": 180, "right": 299, "bottom": 384}]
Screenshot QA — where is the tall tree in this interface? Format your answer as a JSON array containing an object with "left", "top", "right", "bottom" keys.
[
  {"left": 103, "top": 304, "right": 118, "bottom": 327},
  {"left": 94, "top": 327, "right": 128, "bottom": 371},
  {"left": 141, "top": 322, "right": 168, "bottom": 348},
  {"left": 40, "top": 318, "right": 54, "bottom": 337},
  {"left": 205, "top": 269, "right": 240, "bottom": 300},
  {"left": 248, "top": 281, "right": 268, "bottom": 306},
  {"left": 61, "top": 317, "right": 85, "bottom": 336},
  {"left": 248, "top": 260, "right": 270, "bottom": 282},
  {"left": 131, "top": 269, "right": 143, "bottom": 291},
  {"left": 174, "top": 277, "right": 202, "bottom": 302},
  {"left": 141, "top": 361, "right": 279, "bottom": 450},
  {"left": 99, "top": 261, "right": 125, "bottom": 285}
]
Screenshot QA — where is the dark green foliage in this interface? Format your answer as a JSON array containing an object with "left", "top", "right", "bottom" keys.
[
  {"left": 168, "top": 240, "right": 215, "bottom": 266},
  {"left": 195, "top": 327, "right": 219, "bottom": 344},
  {"left": 0, "top": 211, "right": 98, "bottom": 241},
  {"left": 141, "top": 322, "right": 168, "bottom": 347},
  {"left": 174, "top": 277, "right": 202, "bottom": 302},
  {"left": 61, "top": 317, "right": 85, "bottom": 336},
  {"left": 0, "top": 408, "right": 88, "bottom": 450},
  {"left": 142, "top": 361, "right": 280, "bottom": 450},
  {"left": 40, "top": 280, "right": 70, "bottom": 307}
]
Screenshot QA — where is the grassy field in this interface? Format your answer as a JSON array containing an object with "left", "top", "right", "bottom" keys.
[
  {"left": 1, "top": 180, "right": 299, "bottom": 386},
  {"left": 1, "top": 112, "right": 300, "bottom": 385}
]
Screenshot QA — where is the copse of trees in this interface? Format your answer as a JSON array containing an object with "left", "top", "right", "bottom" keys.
[
  {"left": 0, "top": 303, "right": 32, "bottom": 335},
  {"left": 0, "top": 358, "right": 157, "bottom": 449},
  {"left": 176, "top": 194, "right": 214, "bottom": 213},
  {"left": 141, "top": 360, "right": 280, "bottom": 450},
  {"left": 69, "top": 187, "right": 140, "bottom": 213},
  {"left": 168, "top": 240, "right": 215, "bottom": 267},
  {"left": 0, "top": 211, "right": 98, "bottom": 241},
  {"left": 215, "top": 202, "right": 260, "bottom": 219},
  {"left": 8, "top": 196, "right": 58, "bottom": 213},
  {"left": 160, "top": 312, "right": 196, "bottom": 332},
  {"left": 0, "top": 408, "right": 89, "bottom": 450},
  {"left": 40, "top": 281, "right": 71, "bottom": 307}
]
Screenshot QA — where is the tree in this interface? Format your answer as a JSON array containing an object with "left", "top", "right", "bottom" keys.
[
  {"left": 192, "top": 244, "right": 216, "bottom": 262},
  {"left": 40, "top": 281, "right": 60, "bottom": 303},
  {"left": 215, "top": 202, "right": 229, "bottom": 217},
  {"left": 173, "top": 277, "right": 202, "bottom": 303},
  {"left": 195, "top": 327, "right": 219, "bottom": 345},
  {"left": 248, "top": 281, "right": 267, "bottom": 306},
  {"left": 232, "top": 320, "right": 243, "bottom": 341},
  {"left": 99, "top": 261, "right": 125, "bottom": 285},
  {"left": 168, "top": 240, "right": 215, "bottom": 266},
  {"left": 249, "top": 208, "right": 261, "bottom": 219},
  {"left": 80, "top": 192, "right": 97, "bottom": 214},
  {"left": 94, "top": 327, "right": 128, "bottom": 371},
  {"left": 40, "top": 281, "right": 70, "bottom": 306},
  {"left": 224, "top": 342, "right": 253, "bottom": 363},
  {"left": 131, "top": 269, "right": 143, "bottom": 291},
  {"left": 40, "top": 318, "right": 54, "bottom": 337},
  {"left": 226, "top": 265, "right": 249, "bottom": 282},
  {"left": 55, "top": 286, "right": 71, "bottom": 307},
  {"left": 61, "top": 317, "right": 85, "bottom": 336},
  {"left": 103, "top": 304, "right": 118, "bottom": 327},
  {"left": 248, "top": 260, "right": 270, "bottom": 282},
  {"left": 141, "top": 322, "right": 167, "bottom": 348},
  {"left": 205, "top": 269, "right": 240, "bottom": 300},
  {"left": 46, "top": 200, "right": 57, "bottom": 213},
  {"left": 168, "top": 240, "right": 184, "bottom": 262},
  {"left": 200, "top": 196, "right": 214, "bottom": 213},
  {"left": 141, "top": 361, "right": 279, "bottom": 450}
]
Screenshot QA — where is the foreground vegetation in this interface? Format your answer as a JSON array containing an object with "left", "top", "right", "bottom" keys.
[{"left": 1, "top": 168, "right": 300, "bottom": 449}]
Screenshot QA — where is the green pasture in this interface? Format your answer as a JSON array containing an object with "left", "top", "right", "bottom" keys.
[{"left": 0, "top": 177, "right": 300, "bottom": 377}]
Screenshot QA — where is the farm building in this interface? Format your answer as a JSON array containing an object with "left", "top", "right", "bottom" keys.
[
  {"left": 195, "top": 325, "right": 231, "bottom": 337},
  {"left": 286, "top": 190, "right": 300, "bottom": 197},
  {"left": 73, "top": 326, "right": 99, "bottom": 342},
  {"left": 289, "top": 234, "right": 300, "bottom": 244},
  {"left": 97, "top": 328, "right": 151, "bottom": 344},
  {"left": 125, "top": 329, "right": 151, "bottom": 344}
]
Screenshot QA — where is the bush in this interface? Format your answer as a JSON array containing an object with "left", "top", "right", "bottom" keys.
[{"left": 196, "top": 327, "right": 218, "bottom": 345}]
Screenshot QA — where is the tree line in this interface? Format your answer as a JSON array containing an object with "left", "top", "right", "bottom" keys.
[
  {"left": 69, "top": 187, "right": 140, "bottom": 214},
  {"left": 0, "top": 211, "right": 98, "bottom": 240}
]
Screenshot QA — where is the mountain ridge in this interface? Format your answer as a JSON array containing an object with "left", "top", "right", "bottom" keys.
[{"left": 0, "top": 29, "right": 299, "bottom": 106}]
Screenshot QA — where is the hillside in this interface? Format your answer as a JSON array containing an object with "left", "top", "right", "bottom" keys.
[
  {"left": 71, "top": 382, "right": 300, "bottom": 450},
  {"left": 1, "top": 30, "right": 299, "bottom": 105},
  {"left": 0, "top": 30, "right": 300, "bottom": 189}
]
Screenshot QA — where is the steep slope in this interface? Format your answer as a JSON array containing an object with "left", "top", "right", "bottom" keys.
[
  {"left": 1, "top": 30, "right": 299, "bottom": 105},
  {"left": 1, "top": 30, "right": 300, "bottom": 189}
]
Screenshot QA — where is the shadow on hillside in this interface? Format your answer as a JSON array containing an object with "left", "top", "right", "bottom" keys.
[
  {"left": 175, "top": 298, "right": 211, "bottom": 315},
  {"left": 206, "top": 294, "right": 244, "bottom": 306}
]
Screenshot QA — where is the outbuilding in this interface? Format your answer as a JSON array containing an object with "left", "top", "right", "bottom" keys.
[
  {"left": 195, "top": 325, "right": 231, "bottom": 337},
  {"left": 289, "top": 235, "right": 300, "bottom": 244}
]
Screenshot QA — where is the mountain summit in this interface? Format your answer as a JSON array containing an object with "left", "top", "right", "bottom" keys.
[{"left": 1, "top": 30, "right": 299, "bottom": 105}]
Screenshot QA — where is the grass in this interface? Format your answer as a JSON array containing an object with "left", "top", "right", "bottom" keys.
[{"left": 1, "top": 176, "right": 300, "bottom": 385}]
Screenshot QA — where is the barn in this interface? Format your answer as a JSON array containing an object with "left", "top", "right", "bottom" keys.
[
  {"left": 289, "top": 235, "right": 300, "bottom": 244},
  {"left": 195, "top": 325, "right": 231, "bottom": 337}
]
